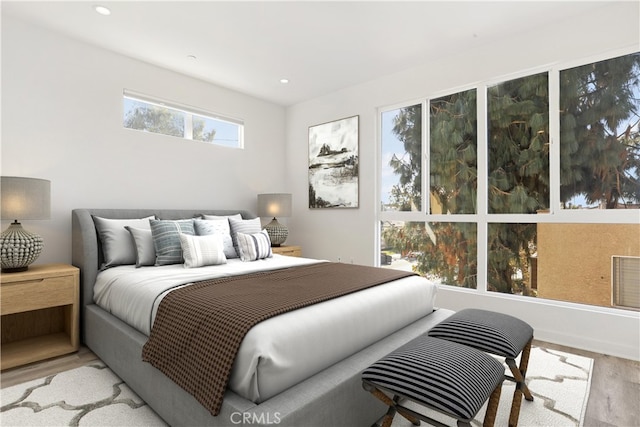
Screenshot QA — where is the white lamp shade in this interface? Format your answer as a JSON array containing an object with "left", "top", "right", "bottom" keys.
[
  {"left": 257, "top": 193, "right": 292, "bottom": 218},
  {"left": 1, "top": 176, "right": 51, "bottom": 221}
]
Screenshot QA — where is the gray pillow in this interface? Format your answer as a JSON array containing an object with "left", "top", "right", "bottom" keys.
[
  {"left": 125, "top": 226, "right": 156, "bottom": 267},
  {"left": 150, "top": 219, "right": 195, "bottom": 265},
  {"left": 194, "top": 218, "right": 236, "bottom": 259},
  {"left": 229, "top": 217, "right": 262, "bottom": 256},
  {"left": 93, "top": 215, "right": 155, "bottom": 269}
]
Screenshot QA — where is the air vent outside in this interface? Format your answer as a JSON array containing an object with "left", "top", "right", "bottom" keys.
[{"left": 612, "top": 256, "right": 640, "bottom": 310}]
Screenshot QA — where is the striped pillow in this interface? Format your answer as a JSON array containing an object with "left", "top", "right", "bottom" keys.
[
  {"left": 150, "top": 219, "right": 195, "bottom": 265},
  {"left": 229, "top": 217, "right": 262, "bottom": 256},
  {"left": 236, "top": 230, "right": 272, "bottom": 262},
  {"left": 179, "top": 233, "right": 226, "bottom": 268}
]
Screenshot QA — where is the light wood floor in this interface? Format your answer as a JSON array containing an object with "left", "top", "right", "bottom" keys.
[{"left": 1, "top": 341, "right": 639, "bottom": 426}]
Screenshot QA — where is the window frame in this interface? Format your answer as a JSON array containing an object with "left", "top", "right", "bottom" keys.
[
  {"left": 123, "top": 89, "right": 244, "bottom": 148},
  {"left": 377, "top": 46, "right": 639, "bottom": 305}
]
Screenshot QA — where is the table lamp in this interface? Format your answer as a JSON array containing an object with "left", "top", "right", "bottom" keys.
[
  {"left": 257, "top": 193, "right": 292, "bottom": 247},
  {"left": 1, "top": 176, "right": 51, "bottom": 272}
]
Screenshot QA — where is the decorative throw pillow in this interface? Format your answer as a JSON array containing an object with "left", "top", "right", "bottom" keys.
[
  {"left": 93, "top": 215, "right": 155, "bottom": 269},
  {"left": 229, "top": 217, "right": 262, "bottom": 256},
  {"left": 125, "top": 226, "right": 156, "bottom": 267},
  {"left": 179, "top": 233, "right": 226, "bottom": 268},
  {"left": 194, "top": 219, "right": 237, "bottom": 259},
  {"left": 149, "top": 219, "right": 195, "bottom": 265},
  {"left": 202, "top": 213, "right": 242, "bottom": 221},
  {"left": 236, "top": 230, "right": 272, "bottom": 262}
]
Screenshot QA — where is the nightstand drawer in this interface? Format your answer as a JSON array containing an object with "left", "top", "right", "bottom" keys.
[{"left": 1, "top": 275, "right": 75, "bottom": 315}]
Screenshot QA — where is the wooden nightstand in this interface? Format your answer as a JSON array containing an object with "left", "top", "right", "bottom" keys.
[
  {"left": 1, "top": 263, "right": 79, "bottom": 370},
  {"left": 272, "top": 245, "right": 302, "bottom": 257}
]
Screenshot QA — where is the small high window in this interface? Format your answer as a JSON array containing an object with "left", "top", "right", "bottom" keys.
[{"left": 123, "top": 90, "right": 244, "bottom": 148}]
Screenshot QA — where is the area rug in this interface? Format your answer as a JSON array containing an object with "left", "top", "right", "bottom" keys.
[{"left": 0, "top": 346, "right": 592, "bottom": 426}]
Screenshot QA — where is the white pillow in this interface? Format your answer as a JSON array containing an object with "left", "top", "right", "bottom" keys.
[
  {"left": 179, "top": 233, "right": 227, "bottom": 268},
  {"left": 202, "top": 213, "right": 242, "bottom": 221},
  {"left": 236, "top": 230, "right": 272, "bottom": 262}
]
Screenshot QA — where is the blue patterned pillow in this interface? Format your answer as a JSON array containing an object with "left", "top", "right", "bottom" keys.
[
  {"left": 194, "top": 219, "right": 236, "bottom": 259},
  {"left": 150, "top": 219, "right": 195, "bottom": 265}
]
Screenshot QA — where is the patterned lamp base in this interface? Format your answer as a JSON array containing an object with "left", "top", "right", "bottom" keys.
[
  {"left": 0, "top": 222, "right": 44, "bottom": 272},
  {"left": 264, "top": 217, "right": 288, "bottom": 247}
]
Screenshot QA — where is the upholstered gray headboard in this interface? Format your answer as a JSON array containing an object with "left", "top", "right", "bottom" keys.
[{"left": 71, "top": 208, "right": 255, "bottom": 341}]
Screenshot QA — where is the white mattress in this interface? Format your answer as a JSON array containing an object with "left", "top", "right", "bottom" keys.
[{"left": 94, "top": 255, "right": 437, "bottom": 402}]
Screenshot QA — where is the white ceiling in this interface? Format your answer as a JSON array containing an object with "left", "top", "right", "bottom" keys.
[{"left": 2, "top": 1, "right": 617, "bottom": 106}]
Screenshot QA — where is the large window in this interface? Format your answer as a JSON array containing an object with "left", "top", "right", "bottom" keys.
[
  {"left": 487, "top": 73, "right": 549, "bottom": 214},
  {"left": 123, "top": 90, "right": 244, "bottom": 148},
  {"left": 430, "top": 89, "right": 477, "bottom": 215},
  {"left": 379, "top": 51, "right": 640, "bottom": 310},
  {"left": 381, "top": 104, "right": 422, "bottom": 212},
  {"left": 560, "top": 54, "right": 640, "bottom": 209}
]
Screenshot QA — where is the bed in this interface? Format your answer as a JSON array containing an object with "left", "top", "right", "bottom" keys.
[{"left": 72, "top": 208, "right": 454, "bottom": 426}]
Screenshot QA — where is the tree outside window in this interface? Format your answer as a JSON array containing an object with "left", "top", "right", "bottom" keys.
[{"left": 380, "top": 51, "right": 639, "bottom": 303}]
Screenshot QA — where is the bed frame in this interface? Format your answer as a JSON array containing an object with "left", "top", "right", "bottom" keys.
[{"left": 71, "top": 208, "right": 453, "bottom": 426}]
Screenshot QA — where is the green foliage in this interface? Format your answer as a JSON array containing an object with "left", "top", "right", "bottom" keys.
[
  {"left": 487, "top": 223, "right": 537, "bottom": 294},
  {"left": 388, "top": 104, "right": 423, "bottom": 211},
  {"left": 193, "top": 117, "right": 217, "bottom": 142},
  {"left": 383, "top": 53, "right": 638, "bottom": 295},
  {"left": 429, "top": 89, "right": 478, "bottom": 215},
  {"left": 124, "top": 104, "right": 217, "bottom": 142},
  {"left": 560, "top": 53, "right": 640, "bottom": 208},
  {"left": 124, "top": 104, "right": 184, "bottom": 137},
  {"left": 488, "top": 72, "right": 550, "bottom": 214}
]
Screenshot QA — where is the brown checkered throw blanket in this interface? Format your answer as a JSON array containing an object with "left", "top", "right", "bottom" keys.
[{"left": 141, "top": 262, "right": 416, "bottom": 415}]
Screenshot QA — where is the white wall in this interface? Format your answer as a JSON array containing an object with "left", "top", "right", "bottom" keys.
[
  {"left": 1, "top": 16, "right": 287, "bottom": 265},
  {"left": 285, "top": 2, "right": 640, "bottom": 359}
]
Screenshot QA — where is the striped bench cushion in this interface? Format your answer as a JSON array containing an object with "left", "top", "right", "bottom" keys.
[
  {"left": 428, "top": 308, "right": 533, "bottom": 359},
  {"left": 362, "top": 336, "right": 504, "bottom": 421}
]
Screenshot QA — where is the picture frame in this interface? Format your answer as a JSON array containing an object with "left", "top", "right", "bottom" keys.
[{"left": 308, "top": 115, "right": 359, "bottom": 209}]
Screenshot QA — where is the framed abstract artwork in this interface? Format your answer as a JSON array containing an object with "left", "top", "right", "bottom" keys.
[{"left": 308, "top": 115, "right": 359, "bottom": 208}]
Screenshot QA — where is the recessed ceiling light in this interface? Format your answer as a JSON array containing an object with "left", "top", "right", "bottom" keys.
[
  {"left": 280, "top": 78, "right": 289, "bottom": 84},
  {"left": 94, "top": 5, "right": 111, "bottom": 16}
]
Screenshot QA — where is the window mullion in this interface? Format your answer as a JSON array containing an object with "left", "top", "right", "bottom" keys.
[
  {"left": 476, "top": 85, "right": 489, "bottom": 292},
  {"left": 548, "top": 69, "right": 561, "bottom": 213},
  {"left": 184, "top": 113, "right": 193, "bottom": 140},
  {"left": 423, "top": 100, "right": 429, "bottom": 215}
]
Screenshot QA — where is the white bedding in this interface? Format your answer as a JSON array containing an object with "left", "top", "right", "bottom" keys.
[{"left": 94, "top": 255, "right": 437, "bottom": 402}]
